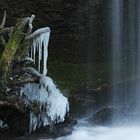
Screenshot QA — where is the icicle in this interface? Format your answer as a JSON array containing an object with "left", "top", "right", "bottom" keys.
[
  {"left": 30, "top": 27, "right": 50, "bottom": 75},
  {"left": 30, "top": 45, "right": 32, "bottom": 59},
  {"left": 29, "top": 112, "right": 38, "bottom": 133},
  {"left": 33, "top": 39, "right": 36, "bottom": 64},
  {"left": 43, "top": 32, "right": 50, "bottom": 75},
  {"left": 38, "top": 34, "right": 43, "bottom": 72}
]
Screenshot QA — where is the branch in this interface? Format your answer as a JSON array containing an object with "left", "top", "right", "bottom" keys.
[
  {"left": 22, "top": 67, "right": 40, "bottom": 77},
  {"left": 8, "top": 77, "right": 39, "bottom": 87},
  {"left": 2, "top": 27, "right": 13, "bottom": 33},
  {"left": 0, "top": 101, "right": 11, "bottom": 106},
  {"left": 0, "top": 11, "right": 6, "bottom": 28}
]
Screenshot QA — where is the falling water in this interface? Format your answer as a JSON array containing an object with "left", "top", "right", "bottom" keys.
[
  {"left": 111, "top": 0, "right": 140, "bottom": 124},
  {"left": 135, "top": 0, "right": 140, "bottom": 119},
  {"left": 111, "top": 0, "right": 123, "bottom": 124}
]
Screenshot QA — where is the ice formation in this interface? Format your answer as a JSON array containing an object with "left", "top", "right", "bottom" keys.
[
  {"left": 21, "top": 26, "right": 69, "bottom": 133},
  {"left": 21, "top": 76, "right": 69, "bottom": 133},
  {"left": 30, "top": 27, "right": 51, "bottom": 75}
]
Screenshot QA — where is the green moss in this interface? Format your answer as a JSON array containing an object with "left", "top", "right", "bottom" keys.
[{"left": 0, "top": 19, "right": 30, "bottom": 79}]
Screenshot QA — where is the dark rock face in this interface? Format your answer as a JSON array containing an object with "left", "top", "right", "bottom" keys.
[
  {"left": 69, "top": 86, "right": 110, "bottom": 118},
  {"left": 0, "top": 0, "right": 109, "bottom": 63},
  {"left": 86, "top": 107, "right": 139, "bottom": 126},
  {"left": 0, "top": 104, "right": 29, "bottom": 135},
  {"left": 0, "top": 116, "right": 77, "bottom": 140},
  {"left": 33, "top": 117, "right": 77, "bottom": 139}
]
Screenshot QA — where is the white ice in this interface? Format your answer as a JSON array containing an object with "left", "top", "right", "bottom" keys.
[
  {"left": 21, "top": 75, "right": 69, "bottom": 133},
  {"left": 30, "top": 27, "right": 50, "bottom": 75}
]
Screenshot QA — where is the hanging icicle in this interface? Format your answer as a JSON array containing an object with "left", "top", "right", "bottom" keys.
[{"left": 30, "top": 27, "right": 50, "bottom": 75}]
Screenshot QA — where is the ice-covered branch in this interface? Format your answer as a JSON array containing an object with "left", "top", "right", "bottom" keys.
[
  {"left": 22, "top": 67, "right": 40, "bottom": 77},
  {"left": 22, "top": 14, "right": 35, "bottom": 34},
  {"left": 27, "top": 27, "right": 50, "bottom": 39}
]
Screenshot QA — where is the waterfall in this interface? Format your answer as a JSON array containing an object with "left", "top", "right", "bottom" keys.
[
  {"left": 111, "top": 0, "right": 140, "bottom": 124},
  {"left": 111, "top": 0, "right": 123, "bottom": 123},
  {"left": 21, "top": 27, "right": 69, "bottom": 133},
  {"left": 135, "top": 0, "right": 140, "bottom": 116}
]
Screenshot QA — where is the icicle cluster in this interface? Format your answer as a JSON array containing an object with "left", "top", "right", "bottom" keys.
[
  {"left": 30, "top": 27, "right": 51, "bottom": 75},
  {"left": 20, "top": 26, "right": 69, "bottom": 133},
  {"left": 21, "top": 76, "right": 69, "bottom": 133}
]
